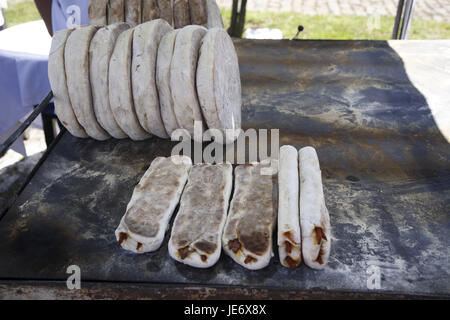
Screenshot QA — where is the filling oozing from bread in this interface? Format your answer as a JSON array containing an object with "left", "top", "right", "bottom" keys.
[
  {"left": 314, "top": 226, "right": 327, "bottom": 264},
  {"left": 228, "top": 239, "right": 241, "bottom": 253},
  {"left": 178, "top": 245, "right": 209, "bottom": 262},
  {"left": 227, "top": 239, "right": 259, "bottom": 265},
  {"left": 118, "top": 232, "right": 128, "bottom": 245},
  {"left": 283, "top": 231, "right": 301, "bottom": 270}
]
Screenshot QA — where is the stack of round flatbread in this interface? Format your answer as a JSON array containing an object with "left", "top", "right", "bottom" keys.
[
  {"left": 89, "top": 0, "right": 224, "bottom": 29},
  {"left": 48, "top": 20, "right": 241, "bottom": 143}
]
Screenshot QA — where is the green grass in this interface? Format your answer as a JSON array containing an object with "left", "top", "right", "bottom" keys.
[
  {"left": 221, "top": 9, "right": 450, "bottom": 40},
  {"left": 4, "top": 1, "right": 41, "bottom": 27},
  {"left": 3, "top": 2, "right": 449, "bottom": 40}
]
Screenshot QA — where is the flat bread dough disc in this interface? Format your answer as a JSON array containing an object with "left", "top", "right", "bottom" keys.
[
  {"left": 197, "top": 28, "right": 241, "bottom": 143},
  {"left": 142, "top": 0, "right": 160, "bottom": 22},
  {"left": 157, "top": 0, "right": 174, "bottom": 25},
  {"left": 65, "top": 26, "right": 110, "bottom": 140},
  {"left": 88, "top": 0, "right": 108, "bottom": 25},
  {"left": 89, "top": 23, "right": 130, "bottom": 139},
  {"left": 173, "top": 0, "right": 190, "bottom": 28},
  {"left": 132, "top": 20, "right": 173, "bottom": 138},
  {"left": 156, "top": 29, "right": 180, "bottom": 137},
  {"left": 171, "top": 25, "right": 207, "bottom": 140},
  {"left": 205, "top": 0, "right": 224, "bottom": 28},
  {"left": 125, "top": 0, "right": 141, "bottom": 26},
  {"left": 48, "top": 28, "right": 88, "bottom": 138},
  {"left": 109, "top": 28, "right": 152, "bottom": 141},
  {"left": 189, "top": 0, "right": 207, "bottom": 25},
  {"left": 108, "top": 0, "right": 125, "bottom": 24}
]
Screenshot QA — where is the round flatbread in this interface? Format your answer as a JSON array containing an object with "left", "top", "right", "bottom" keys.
[
  {"left": 142, "top": 0, "right": 160, "bottom": 22},
  {"left": 197, "top": 28, "right": 241, "bottom": 143},
  {"left": 125, "top": 0, "right": 141, "bottom": 26},
  {"left": 173, "top": 0, "right": 190, "bottom": 28},
  {"left": 171, "top": 25, "right": 207, "bottom": 140},
  {"left": 88, "top": 0, "right": 108, "bottom": 25},
  {"left": 189, "top": 0, "right": 207, "bottom": 26},
  {"left": 89, "top": 23, "right": 130, "bottom": 139},
  {"left": 108, "top": 0, "right": 125, "bottom": 24},
  {"left": 109, "top": 28, "right": 151, "bottom": 141},
  {"left": 158, "top": 0, "right": 174, "bottom": 26},
  {"left": 132, "top": 20, "right": 173, "bottom": 138},
  {"left": 48, "top": 28, "right": 88, "bottom": 138},
  {"left": 156, "top": 29, "right": 180, "bottom": 137},
  {"left": 205, "top": 0, "right": 224, "bottom": 28},
  {"left": 65, "top": 26, "right": 110, "bottom": 140}
]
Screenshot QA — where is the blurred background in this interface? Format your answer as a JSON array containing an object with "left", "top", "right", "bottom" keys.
[{"left": 3, "top": 0, "right": 450, "bottom": 39}]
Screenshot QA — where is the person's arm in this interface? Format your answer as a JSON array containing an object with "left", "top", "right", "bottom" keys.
[{"left": 34, "top": 0, "right": 53, "bottom": 35}]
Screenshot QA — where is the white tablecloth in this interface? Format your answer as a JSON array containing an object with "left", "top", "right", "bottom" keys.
[{"left": 0, "top": 20, "right": 51, "bottom": 138}]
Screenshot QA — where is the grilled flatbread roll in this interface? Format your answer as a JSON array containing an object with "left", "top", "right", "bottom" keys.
[
  {"left": 205, "top": 0, "right": 224, "bottom": 28},
  {"left": 197, "top": 28, "right": 241, "bottom": 143},
  {"left": 132, "top": 20, "right": 173, "bottom": 138},
  {"left": 278, "top": 145, "right": 301, "bottom": 269},
  {"left": 189, "top": 0, "right": 207, "bottom": 25},
  {"left": 157, "top": 29, "right": 181, "bottom": 137},
  {"left": 65, "top": 26, "right": 110, "bottom": 140},
  {"left": 299, "top": 146, "right": 331, "bottom": 270},
  {"left": 89, "top": 23, "right": 130, "bottom": 139},
  {"left": 222, "top": 161, "right": 278, "bottom": 270},
  {"left": 173, "top": 0, "right": 190, "bottom": 28},
  {"left": 88, "top": 0, "right": 108, "bottom": 25},
  {"left": 142, "top": 0, "right": 160, "bottom": 22},
  {"left": 171, "top": 25, "right": 207, "bottom": 140},
  {"left": 125, "top": 0, "right": 141, "bottom": 26},
  {"left": 169, "top": 163, "right": 233, "bottom": 268},
  {"left": 48, "top": 28, "right": 88, "bottom": 138},
  {"left": 158, "top": 0, "right": 174, "bottom": 25},
  {"left": 108, "top": 0, "right": 125, "bottom": 24},
  {"left": 115, "top": 156, "right": 192, "bottom": 253},
  {"left": 109, "top": 28, "right": 151, "bottom": 140}
]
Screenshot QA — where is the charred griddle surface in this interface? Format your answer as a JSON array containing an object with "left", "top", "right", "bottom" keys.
[{"left": 0, "top": 40, "right": 449, "bottom": 297}]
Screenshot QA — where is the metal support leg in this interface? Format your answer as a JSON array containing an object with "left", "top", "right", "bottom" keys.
[
  {"left": 392, "top": 0, "right": 405, "bottom": 39},
  {"left": 42, "top": 113, "right": 55, "bottom": 147},
  {"left": 41, "top": 102, "right": 58, "bottom": 147},
  {"left": 400, "top": 0, "right": 415, "bottom": 39},
  {"left": 0, "top": 92, "right": 53, "bottom": 158},
  {"left": 0, "top": 8, "right": 6, "bottom": 30}
]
